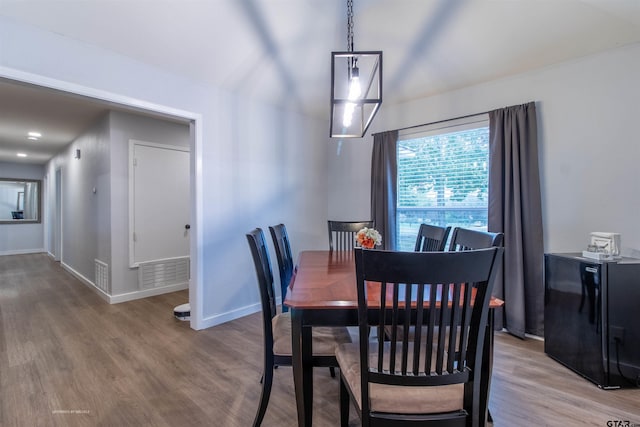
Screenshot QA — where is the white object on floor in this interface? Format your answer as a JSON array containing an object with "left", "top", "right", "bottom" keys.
[{"left": 174, "top": 303, "right": 190, "bottom": 321}]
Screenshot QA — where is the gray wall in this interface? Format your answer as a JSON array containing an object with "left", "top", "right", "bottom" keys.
[
  {"left": 43, "top": 111, "right": 190, "bottom": 297},
  {"left": 328, "top": 42, "right": 640, "bottom": 256},
  {"left": 44, "top": 114, "right": 111, "bottom": 284},
  {"left": 0, "top": 161, "right": 45, "bottom": 254},
  {"left": 108, "top": 111, "right": 190, "bottom": 296}
]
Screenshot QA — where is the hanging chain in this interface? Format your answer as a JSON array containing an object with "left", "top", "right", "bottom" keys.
[{"left": 346, "top": 0, "right": 354, "bottom": 52}]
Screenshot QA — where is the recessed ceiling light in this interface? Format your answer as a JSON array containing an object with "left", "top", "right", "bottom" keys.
[
  {"left": 27, "top": 131, "right": 41, "bottom": 141},
  {"left": 17, "top": 153, "right": 28, "bottom": 157}
]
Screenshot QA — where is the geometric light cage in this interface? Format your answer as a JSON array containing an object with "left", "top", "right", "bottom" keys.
[{"left": 330, "top": 51, "right": 383, "bottom": 138}]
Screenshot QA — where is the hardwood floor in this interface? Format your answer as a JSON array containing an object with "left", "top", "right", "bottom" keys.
[
  {"left": 1, "top": 253, "right": 639, "bottom": 426},
  {"left": 490, "top": 333, "right": 640, "bottom": 426}
]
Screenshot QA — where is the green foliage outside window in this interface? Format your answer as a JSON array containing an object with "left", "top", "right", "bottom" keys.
[{"left": 396, "top": 126, "right": 489, "bottom": 250}]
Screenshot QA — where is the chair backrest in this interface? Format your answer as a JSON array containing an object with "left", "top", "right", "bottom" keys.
[
  {"left": 448, "top": 227, "right": 504, "bottom": 251},
  {"left": 246, "top": 228, "right": 278, "bottom": 335},
  {"left": 354, "top": 247, "right": 502, "bottom": 420},
  {"left": 414, "top": 224, "right": 451, "bottom": 252},
  {"left": 268, "top": 223, "right": 294, "bottom": 312},
  {"left": 328, "top": 220, "right": 374, "bottom": 251}
]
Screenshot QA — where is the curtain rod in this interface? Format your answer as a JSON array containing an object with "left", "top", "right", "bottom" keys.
[{"left": 372, "top": 109, "right": 491, "bottom": 137}]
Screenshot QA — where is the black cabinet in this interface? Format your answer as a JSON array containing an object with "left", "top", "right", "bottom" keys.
[{"left": 544, "top": 253, "right": 640, "bottom": 388}]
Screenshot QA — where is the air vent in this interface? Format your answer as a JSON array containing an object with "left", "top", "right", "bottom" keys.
[
  {"left": 94, "top": 259, "right": 110, "bottom": 293},
  {"left": 138, "top": 257, "right": 190, "bottom": 290}
]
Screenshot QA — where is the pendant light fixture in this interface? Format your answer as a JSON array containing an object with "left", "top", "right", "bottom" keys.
[{"left": 330, "top": 0, "right": 382, "bottom": 138}]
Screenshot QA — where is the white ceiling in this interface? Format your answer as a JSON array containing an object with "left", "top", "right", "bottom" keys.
[{"left": 1, "top": 0, "right": 640, "bottom": 164}]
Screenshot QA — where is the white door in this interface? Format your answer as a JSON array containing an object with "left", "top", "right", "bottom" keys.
[{"left": 129, "top": 141, "right": 190, "bottom": 267}]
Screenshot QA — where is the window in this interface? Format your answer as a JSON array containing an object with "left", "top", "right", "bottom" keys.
[{"left": 396, "top": 117, "right": 489, "bottom": 251}]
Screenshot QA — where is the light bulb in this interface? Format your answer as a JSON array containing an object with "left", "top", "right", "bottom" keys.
[
  {"left": 342, "top": 66, "right": 361, "bottom": 127},
  {"left": 343, "top": 103, "right": 355, "bottom": 127},
  {"left": 348, "top": 75, "right": 361, "bottom": 100}
]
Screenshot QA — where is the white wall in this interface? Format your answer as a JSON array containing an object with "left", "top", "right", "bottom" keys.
[
  {"left": 1, "top": 17, "right": 329, "bottom": 329},
  {"left": 327, "top": 139, "right": 374, "bottom": 221},
  {"left": 329, "top": 42, "right": 640, "bottom": 256},
  {"left": 201, "top": 91, "right": 329, "bottom": 325},
  {"left": 0, "top": 161, "right": 44, "bottom": 255}
]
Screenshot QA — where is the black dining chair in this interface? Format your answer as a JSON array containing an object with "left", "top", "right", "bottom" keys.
[
  {"left": 414, "top": 223, "right": 451, "bottom": 252},
  {"left": 328, "top": 220, "right": 374, "bottom": 251},
  {"left": 446, "top": 227, "right": 504, "bottom": 424},
  {"left": 246, "top": 228, "right": 351, "bottom": 427},
  {"left": 385, "top": 223, "right": 452, "bottom": 339},
  {"left": 448, "top": 227, "right": 503, "bottom": 251},
  {"left": 268, "top": 224, "right": 294, "bottom": 313},
  {"left": 336, "top": 247, "right": 502, "bottom": 427}
]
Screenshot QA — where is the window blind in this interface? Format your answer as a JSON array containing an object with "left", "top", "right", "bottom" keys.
[{"left": 396, "top": 119, "right": 489, "bottom": 250}]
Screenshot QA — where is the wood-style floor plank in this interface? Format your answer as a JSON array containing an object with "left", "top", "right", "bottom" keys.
[
  {"left": 490, "top": 333, "right": 640, "bottom": 427},
  {"left": 1, "top": 253, "right": 639, "bottom": 426}
]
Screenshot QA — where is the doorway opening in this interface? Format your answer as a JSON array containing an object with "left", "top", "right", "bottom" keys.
[{"left": 0, "top": 67, "right": 203, "bottom": 330}]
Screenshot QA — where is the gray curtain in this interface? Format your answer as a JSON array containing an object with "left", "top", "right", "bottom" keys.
[
  {"left": 371, "top": 130, "right": 399, "bottom": 250},
  {"left": 488, "top": 102, "right": 544, "bottom": 338}
]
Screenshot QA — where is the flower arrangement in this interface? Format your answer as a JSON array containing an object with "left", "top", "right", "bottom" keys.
[{"left": 356, "top": 227, "right": 382, "bottom": 249}]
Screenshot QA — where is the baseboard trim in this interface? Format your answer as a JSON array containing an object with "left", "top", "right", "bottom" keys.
[
  {"left": 199, "top": 302, "right": 262, "bottom": 329},
  {"left": 0, "top": 248, "right": 45, "bottom": 256},
  {"left": 60, "top": 261, "right": 188, "bottom": 304},
  {"left": 526, "top": 333, "right": 544, "bottom": 341},
  {"left": 498, "top": 328, "right": 544, "bottom": 341},
  {"left": 109, "top": 282, "right": 188, "bottom": 304},
  {"left": 60, "top": 261, "right": 111, "bottom": 303},
  {"left": 198, "top": 296, "right": 284, "bottom": 329}
]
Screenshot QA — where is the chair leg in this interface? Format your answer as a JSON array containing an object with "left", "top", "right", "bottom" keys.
[
  {"left": 329, "top": 367, "right": 336, "bottom": 378},
  {"left": 339, "top": 377, "right": 350, "bottom": 427},
  {"left": 281, "top": 283, "right": 289, "bottom": 313},
  {"left": 253, "top": 364, "right": 274, "bottom": 427}
]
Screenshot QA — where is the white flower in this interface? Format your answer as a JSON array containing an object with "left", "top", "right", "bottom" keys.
[{"left": 356, "top": 227, "right": 382, "bottom": 248}]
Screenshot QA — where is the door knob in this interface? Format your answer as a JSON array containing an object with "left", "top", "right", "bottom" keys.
[{"left": 185, "top": 224, "right": 191, "bottom": 230}]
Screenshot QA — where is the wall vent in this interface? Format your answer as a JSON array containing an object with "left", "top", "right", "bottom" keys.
[
  {"left": 94, "top": 259, "right": 110, "bottom": 293},
  {"left": 138, "top": 257, "right": 190, "bottom": 290}
]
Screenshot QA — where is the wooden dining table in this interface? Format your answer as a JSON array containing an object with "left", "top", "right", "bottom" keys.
[{"left": 284, "top": 250, "right": 504, "bottom": 427}]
